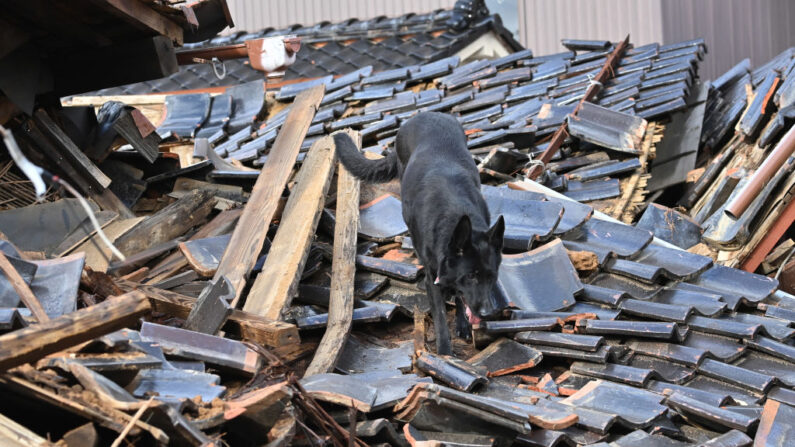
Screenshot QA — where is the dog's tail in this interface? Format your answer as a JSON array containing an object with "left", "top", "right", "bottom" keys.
[{"left": 333, "top": 133, "right": 399, "bottom": 183}]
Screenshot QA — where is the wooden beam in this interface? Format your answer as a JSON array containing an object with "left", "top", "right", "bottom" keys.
[
  {"left": 304, "top": 132, "right": 361, "bottom": 376},
  {"left": 114, "top": 189, "right": 215, "bottom": 256},
  {"left": 0, "top": 291, "right": 150, "bottom": 372},
  {"left": 0, "top": 411, "right": 54, "bottom": 447},
  {"left": 0, "top": 252, "right": 49, "bottom": 323},
  {"left": 213, "top": 85, "right": 324, "bottom": 305},
  {"left": 117, "top": 281, "right": 300, "bottom": 347},
  {"left": 89, "top": 0, "right": 184, "bottom": 45},
  {"left": 243, "top": 133, "right": 337, "bottom": 319},
  {"left": 33, "top": 110, "right": 111, "bottom": 190}
]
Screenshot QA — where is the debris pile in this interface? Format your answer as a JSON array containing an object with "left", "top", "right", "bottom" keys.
[{"left": 0, "top": 1, "right": 794, "bottom": 446}]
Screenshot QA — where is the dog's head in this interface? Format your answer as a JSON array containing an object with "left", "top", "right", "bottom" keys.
[{"left": 438, "top": 214, "right": 505, "bottom": 324}]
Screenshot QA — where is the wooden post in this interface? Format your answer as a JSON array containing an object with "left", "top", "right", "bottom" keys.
[
  {"left": 0, "top": 252, "right": 49, "bottom": 323},
  {"left": 305, "top": 131, "right": 361, "bottom": 376},
  {"left": 0, "top": 291, "right": 150, "bottom": 371},
  {"left": 213, "top": 85, "right": 325, "bottom": 306},
  {"left": 243, "top": 133, "right": 337, "bottom": 318}
]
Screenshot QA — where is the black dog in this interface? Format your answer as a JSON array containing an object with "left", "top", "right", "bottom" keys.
[{"left": 333, "top": 112, "right": 504, "bottom": 355}]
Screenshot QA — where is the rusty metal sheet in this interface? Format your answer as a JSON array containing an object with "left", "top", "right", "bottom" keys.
[
  {"left": 29, "top": 252, "right": 85, "bottom": 318},
  {"left": 467, "top": 338, "right": 543, "bottom": 377},
  {"left": 495, "top": 239, "right": 582, "bottom": 312}
]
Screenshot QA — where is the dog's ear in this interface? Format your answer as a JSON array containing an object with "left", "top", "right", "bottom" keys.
[
  {"left": 449, "top": 215, "right": 472, "bottom": 252},
  {"left": 487, "top": 215, "right": 505, "bottom": 249}
]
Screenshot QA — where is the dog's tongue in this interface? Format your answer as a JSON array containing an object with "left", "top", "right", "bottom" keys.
[{"left": 465, "top": 305, "right": 482, "bottom": 325}]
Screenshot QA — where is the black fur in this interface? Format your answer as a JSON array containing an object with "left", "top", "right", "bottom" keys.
[{"left": 333, "top": 112, "right": 504, "bottom": 355}]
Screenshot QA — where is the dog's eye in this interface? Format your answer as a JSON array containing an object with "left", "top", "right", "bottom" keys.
[{"left": 466, "top": 272, "right": 478, "bottom": 281}]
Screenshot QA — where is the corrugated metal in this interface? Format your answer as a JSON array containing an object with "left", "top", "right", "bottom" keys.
[
  {"left": 660, "top": 0, "right": 795, "bottom": 80},
  {"left": 225, "top": 0, "right": 456, "bottom": 32},
  {"left": 518, "top": 0, "right": 664, "bottom": 56}
]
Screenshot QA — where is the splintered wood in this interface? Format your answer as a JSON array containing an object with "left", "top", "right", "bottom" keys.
[
  {"left": 305, "top": 131, "right": 361, "bottom": 377},
  {"left": 610, "top": 122, "right": 661, "bottom": 222},
  {"left": 213, "top": 85, "right": 325, "bottom": 305},
  {"left": 0, "top": 291, "right": 151, "bottom": 371},
  {"left": 243, "top": 133, "right": 337, "bottom": 319}
]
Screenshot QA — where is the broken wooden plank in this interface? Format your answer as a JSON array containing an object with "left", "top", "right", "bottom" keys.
[
  {"left": 89, "top": 0, "right": 184, "bottom": 45},
  {"left": 0, "top": 373, "right": 168, "bottom": 444},
  {"left": 243, "top": 133, "right": 337, "bottom": 319},
  {"left": 0, "top": 252, "right": 49, "bottom": 323},
  {"left": 114, "top": 189, "right": 215, "bottom": 256},
  {"left": 0, "top": 411, "right": 53, "bottom": 447},
  {"left": 33, "top": 110, "right": 112, "bottom": 190},
  {"left": 112, "top": 108, "right": 160, "bottom": 163},
  {"left": 305, "top": 131, "right": 361, "bottom": 376},
  {"left": 213, "top": 84, "right": 324, "bottom": 305},
  {"left": 118, "top": 281, "right": 299, "bottom": 347},
  {"left": 74, "top": 217, "right": 145, "bottom": 272},
  {"left": 54, "top": 211, "right": 118, "bottom": 258},
  {"left": 144, "top": 208, "right": 241, "bottom": 284},
  {"left": 0, "top": 291, "right": 150, "bottom": 371}
]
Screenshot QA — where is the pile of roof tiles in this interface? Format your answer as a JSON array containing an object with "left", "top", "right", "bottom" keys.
[
  {"left": 3, "top": 2, "right": 795, "bottom": 444},
  {"left": 171, "top": 36, "right": 704, "bottom": 215},
  {"left": 656, "top": 48, "right": 795, "bottom": 274}
]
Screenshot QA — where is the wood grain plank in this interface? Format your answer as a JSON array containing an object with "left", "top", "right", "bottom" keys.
[
  {"left": 213, "top": 85, "right": 324, "bottom": 305},
  {"left": 88, "top": 0, "right": 184, "bottom": 44},
  {"left": 114, "top": 189, "right": 215, "bottom": 256},
  {"left": 0, "top": 291, "right": 150, "bottom": 371},
  {"left": 304, "top": 131, "right": 361, "bottom": 376},
  {"left": 242, "top": 133, "right": 337, "bottom": 319}
]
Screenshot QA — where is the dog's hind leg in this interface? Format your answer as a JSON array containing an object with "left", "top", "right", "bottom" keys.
[
  {"left": 454, "top": 297, "right": 473, "bottom": 341},
  {"left": 425, "top": 276, "right": 452, "bottom": 355}
]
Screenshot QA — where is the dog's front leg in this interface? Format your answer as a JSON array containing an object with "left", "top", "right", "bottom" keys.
[{"left": 425, "top": 275, "right": 452, "bottom": 355}]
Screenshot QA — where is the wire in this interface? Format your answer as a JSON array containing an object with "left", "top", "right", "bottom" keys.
[
  {"left": 0, "top": 125, "right": 47, "bottom": 198},
  {"left": 775, "top": 246, "right": 795, "bottom": 280},
  {"left": 0, "top": 124, "right": 126, "bottom": 262}
]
